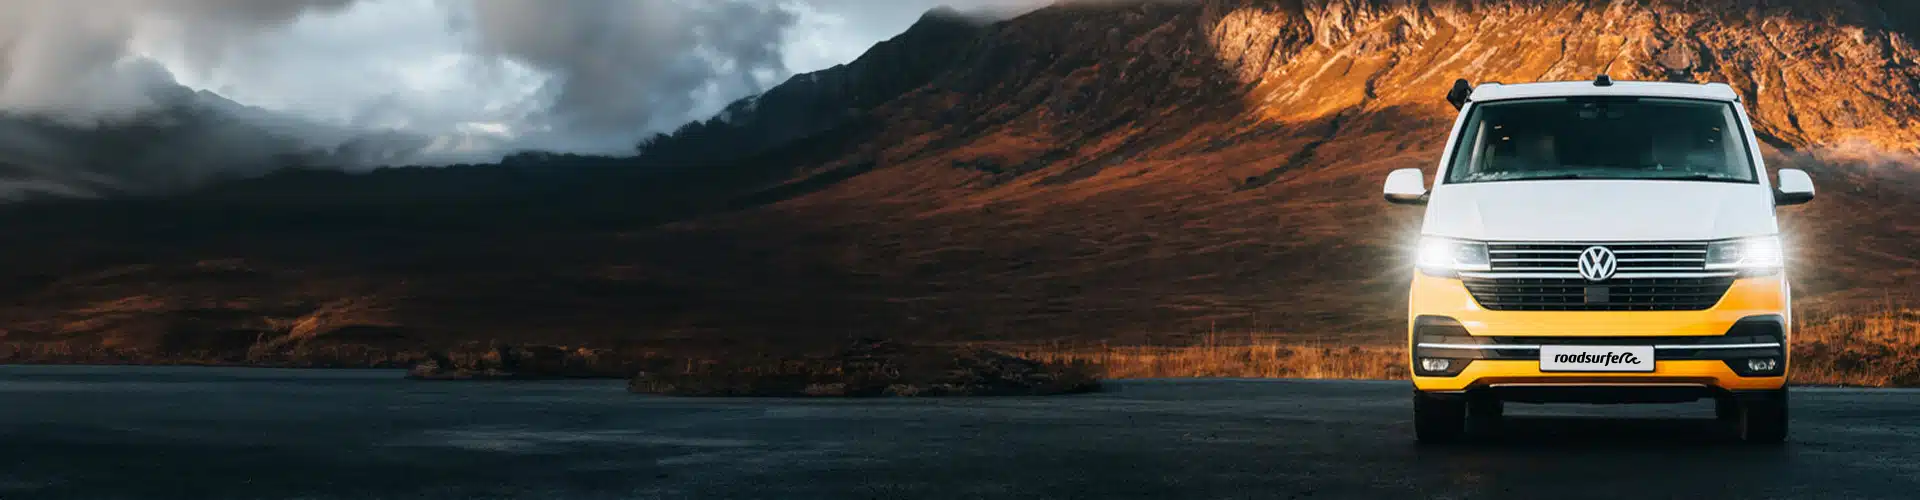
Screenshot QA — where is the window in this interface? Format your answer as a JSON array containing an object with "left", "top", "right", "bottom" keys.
[{"left": 1443, "top": 97, "right": 1758, "bottom": 184}]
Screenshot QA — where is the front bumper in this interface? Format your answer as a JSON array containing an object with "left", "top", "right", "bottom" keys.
[
  {"left": 1408, "top": 273, "right": 1791, "bottom": 394},
  {"left": 1417, "top": 383, "right": 1786, "bottom": 405}
]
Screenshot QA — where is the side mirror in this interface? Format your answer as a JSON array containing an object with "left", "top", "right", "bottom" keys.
[
  {"left": 1384, "top": 168, "right": 1429, "bottom": 205},
  {"left": 1775, "top": 169, "right": 1815, "bottom": 206},
  {"left": 1446, "top": 79, "right": 1473, "bottom": 110}
]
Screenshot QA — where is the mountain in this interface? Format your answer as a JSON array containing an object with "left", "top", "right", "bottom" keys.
[
  {"left": 0, "top": 81, "right": 430, "bottom": 200},
  {"left": 635, "top": 8, "right": 990, "bottom": 166},
  {"left": 623, "top": 0, "right": 1920, "bottom": 336},
  {"left": 1, "top": 0, "right": 1917, "bottom": 363}
]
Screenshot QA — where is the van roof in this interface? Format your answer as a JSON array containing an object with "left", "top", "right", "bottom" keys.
[{"left": 1469, "top": 79, "right": 1742, "bottom": 103}]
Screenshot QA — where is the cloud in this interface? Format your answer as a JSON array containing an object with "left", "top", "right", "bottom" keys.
[
  {"left": 783, "top": 0, "right": 1047, "bottom": 75},
  {"left": 0, "top": 0, "right": 355, "bottom": 125},
  {"left": 0, "top": 0, "right": 400, "bottom": 198},
  {"left": 159, "top": 0, "right": 547, "bottom": 164},
  {"left": 0, "top": 0, "right": 1055, "bottom": 197},
  {"left": 461, "top": 0, "right": 800, "bottom": 153}
]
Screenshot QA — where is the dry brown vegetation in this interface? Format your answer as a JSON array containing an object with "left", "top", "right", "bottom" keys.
[
  {"left": 1009, "top": 306, "right": 1920, "bottom": 388},
  {"left": 1792, "top": 305, "right": 1920, "bottom": 387},
  {"left": 630, "top": 339, "right": 1100, "bottom": 397},
  {"left": 1007, "top": 334, "right": 1409, "bottom": 381}
]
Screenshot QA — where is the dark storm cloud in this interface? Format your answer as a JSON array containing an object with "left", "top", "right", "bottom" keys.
[{"left": 466, "top": 0, "right": 799, "bottom": 146}]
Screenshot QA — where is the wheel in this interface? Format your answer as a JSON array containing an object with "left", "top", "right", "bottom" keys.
[
  {"left": 1414, "top": 391, "right": 1467, "bottom": 443},
  {"left": 1736, "top": 388, "right": 1789, "bottom": 444}
]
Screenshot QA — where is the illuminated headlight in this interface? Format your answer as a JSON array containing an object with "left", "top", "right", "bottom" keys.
[
  {"left": 1417, "top": 237, "right": 1490, "bottom": 277},
  {"left": 1706, "top": 236, "right": 1784, "bottom": 274}
]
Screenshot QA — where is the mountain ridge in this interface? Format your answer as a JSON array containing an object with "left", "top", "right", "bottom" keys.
[
  {"left": 1, "top": 0, "right": 1916, "bottom": 362},
  {"left": 634, "top": 8, "right": 990, "bottom": 167},
  {"left": 0, "top": 77, "right": 434, "bottom": 200}
]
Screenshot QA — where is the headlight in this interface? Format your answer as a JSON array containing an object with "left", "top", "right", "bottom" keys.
[
  {"left": 1417, "top": 237, "right": 1490, "bottom": 277},
  {"left": 1706, "top": 236, "right": 1784, "bottom": 273}
]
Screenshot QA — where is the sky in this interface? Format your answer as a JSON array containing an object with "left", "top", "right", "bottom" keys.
[{"left": 0, "top": 0, "right": 1048, "bottom": 165}]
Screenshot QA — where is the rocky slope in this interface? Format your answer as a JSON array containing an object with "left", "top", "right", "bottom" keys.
[
  {"left": 2, "top": 0, "right": 1917, "bottom": 363},
  {"left": 642, "top": 0, "right": 1920, "bottom": 339}
]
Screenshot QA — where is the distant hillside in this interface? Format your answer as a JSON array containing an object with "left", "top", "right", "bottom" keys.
[
  {"left": 1, "top": 0, "right": 1917, "bottom": 364},
  {"left": 0, "top": 82, "right": 428, "bottom": 200}
]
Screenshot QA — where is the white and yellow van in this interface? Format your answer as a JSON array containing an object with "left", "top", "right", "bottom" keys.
[{"left": 1384, "top": 76, "right": 1817, "bottom": 443}]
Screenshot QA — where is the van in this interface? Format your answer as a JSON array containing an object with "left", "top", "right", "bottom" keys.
[{"left": 1383, "top": 75, "right": 1817, "bottom": 444}]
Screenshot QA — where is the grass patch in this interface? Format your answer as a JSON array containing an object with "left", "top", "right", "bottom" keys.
[
  {"left": 7, "top": 308, "right": 1914, "bottom": 389},
  {"left": 630, "top": 340, "right": 1101, "bottom": 397},
  {"left": 1009, "top": 305, "right": 1920, "bottom": 388},
  {"left": 1007, "top": 334, "right": 1408, "bottom": 381},
  {"left": 1792, "top": 305, "right": 1920, "bottom": 387}
]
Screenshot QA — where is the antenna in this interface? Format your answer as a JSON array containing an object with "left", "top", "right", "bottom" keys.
[{"left": 1594, "top": 74, "right": 1614, "bottom": 87}]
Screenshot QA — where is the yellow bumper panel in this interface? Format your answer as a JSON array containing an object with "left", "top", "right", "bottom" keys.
[
  {"left": 1408, "top": 273, "right": 1789, "bottom": 337},
  {"left": 1407, "top": 273, "right": 1791, "bottom": 392}
]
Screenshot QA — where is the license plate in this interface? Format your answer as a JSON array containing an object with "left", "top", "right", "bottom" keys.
[{"left": 1539, "top": 345, "right": 1655, "bottom": 372}]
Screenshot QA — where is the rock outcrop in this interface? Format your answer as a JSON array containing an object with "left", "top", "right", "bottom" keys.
[{"left": 1198, "top": 0, "right": 1920, "bottom": 150}]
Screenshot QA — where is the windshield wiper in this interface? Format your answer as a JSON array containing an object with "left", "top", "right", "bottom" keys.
[
  {"left": 1459, "top": 174, "right": 1590, "bottom": 183},
  {"left": 1505, "top": 174, "right": 1590, "bottom": 181},
  {"left": 1644, "top": 173, "right": 1742, "bottom": 182}
]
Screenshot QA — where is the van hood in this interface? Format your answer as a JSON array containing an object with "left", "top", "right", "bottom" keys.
[{"left": 1420, "top": 180, "right": 1778, "bottom": 241}]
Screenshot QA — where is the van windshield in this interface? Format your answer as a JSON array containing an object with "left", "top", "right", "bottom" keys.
[{"left": 1443, "top": 97, "right": 1758, "bottom": 184}]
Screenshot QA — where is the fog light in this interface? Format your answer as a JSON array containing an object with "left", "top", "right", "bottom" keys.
[
  {"left": 1747, "top": 358, "right": 1779, "bottom": 373},
  {"left": 1420, "top": 358, "right": 1452, "bottom": 372}
]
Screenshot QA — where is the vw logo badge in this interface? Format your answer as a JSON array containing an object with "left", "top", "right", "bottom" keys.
[{"left": 1578, "top": 246, "right": 1618, "bottom": 282}]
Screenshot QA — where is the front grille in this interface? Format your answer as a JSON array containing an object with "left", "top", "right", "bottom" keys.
[
  {"left": 1462, "top": 276, "right": 1736, "bottom": 311},
  {"left": 1461, "top": 241, "right": 1734, "bottom": 311},
  {"left": 1487, "top": 242, "right": 1710, "bottom": 275}
]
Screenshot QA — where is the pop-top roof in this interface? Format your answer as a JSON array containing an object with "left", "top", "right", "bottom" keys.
[{"left": 1468, "top": 79, "right": 1742, "bottom": 103}]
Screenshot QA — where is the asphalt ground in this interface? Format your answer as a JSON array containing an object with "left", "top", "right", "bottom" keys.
[{"left": 4, "top": 366, "right": 1919, "bottom": 499}]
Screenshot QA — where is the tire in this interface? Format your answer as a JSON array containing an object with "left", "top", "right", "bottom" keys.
[
  {"left": 1415, "top": 391, "right": 1467, "bottom": 443},
  {"left": 1736, "top": 388, "right": 1789, "bottom": 444}
]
